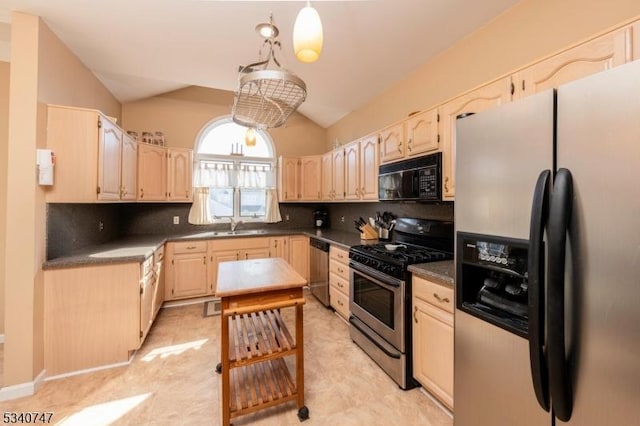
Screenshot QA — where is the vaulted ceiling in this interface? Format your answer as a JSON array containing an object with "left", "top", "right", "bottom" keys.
[{"left": 0, "top": 0, "right": 520, "bottom": 127}]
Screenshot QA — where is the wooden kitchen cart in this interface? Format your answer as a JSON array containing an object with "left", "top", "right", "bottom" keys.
[{"left": 216, "top": 257, "right": 308, "bottom": 425}]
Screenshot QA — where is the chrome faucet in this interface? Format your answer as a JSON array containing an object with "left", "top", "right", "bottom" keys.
[{"left": 229, "top": 218, "right": 243, "bottom": 232}]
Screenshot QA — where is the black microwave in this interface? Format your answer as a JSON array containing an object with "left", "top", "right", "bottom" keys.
[{"left": 378, "top": 152, "right": 442, "bottom": 201}]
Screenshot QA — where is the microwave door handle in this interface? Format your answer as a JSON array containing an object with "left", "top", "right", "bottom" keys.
[{"left": 528, "top": 169, "right": 551, "bottom": 413}]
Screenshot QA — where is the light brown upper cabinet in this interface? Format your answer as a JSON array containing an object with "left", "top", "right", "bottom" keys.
[
  {"left": 359, "top": 133, "right": 380, "bottom": 200},
  {"left": 321, "top": 152, "right": 333, "bottom": 200},
  {"left": 299, "top": 155, "right": 323, "bottom": 201},
  {"left": 46, "top": 105, "right": 136, "bottom": 203},
  {"left": 321, "top": 148, "right": 345, "bottom": 201},
  {"left": 137, "top": 144, "right": 167, "bottom": 201},
  {"left": 343, "top": 134, "right": 379, "bottom": 201},
  {"left": 278, "top": 156, "right": 300, "bottom": 202},
  {"left": 167, "top": 148, "right": 193, "bottom": 201},
  {"left": 278, "top": 155, "right": 322, "bottom": 201},
  {"left": 344, "top": 141, "right": 360, "bottom": 200},
  {"left": 120, "top": 132, "right": 138, "bottom": 201},
  {"left": 379, "top": 122, "right": 406, "bottom": 164},
  {"left": 512, "top": 25, "right": 636, "bottom": 99},
  {"left": 405, "top": 108, "right": 439, "bottom": 157},
  {"left": 440, "top": 77, "right": 513, "bottom": 200},
  {"left": 332, "top": 148, "right": 346, "bottom": 201}
]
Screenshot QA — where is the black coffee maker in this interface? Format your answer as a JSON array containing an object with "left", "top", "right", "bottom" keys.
[{"left": 313, "top": 210, "right": 328, "bottom": 228}]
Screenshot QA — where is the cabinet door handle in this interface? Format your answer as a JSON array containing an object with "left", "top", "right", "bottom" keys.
[
  {"left": 186, "top": 190, "right": 189, "bottom": 197},
  {"left": 433, "top": 293, "right": 450, "bottom": 304},
  {"left": 398, "top": 142, "right": 402, "bottom": 153},
  {"left": 203, "top": 256, "right": 206, "bottom": 265},
  {"left": 444, "top": 177, "right": 449, "bottom": 192},
  {"left": 140, "top": 188, "right": 144, "bottom": 198},
  {"left": 186, "top": 246, "right": 196, "bottom": 250},
  {"left": 414, "top": 306, "right": 418, "bottom": 323},
  {"left": 337, "top": 267, "right": 344, "bottom": 274}
]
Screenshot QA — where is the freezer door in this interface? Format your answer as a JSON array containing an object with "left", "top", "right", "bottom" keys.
[
  {"left": 555, "top": 60, "right": 640, "bottom": 425},
  {"left": 455, "top": 90, "right": 554, "bottom": 239},
  {"left": 455, "top": 311, "right": 550, "bottom": 426}
]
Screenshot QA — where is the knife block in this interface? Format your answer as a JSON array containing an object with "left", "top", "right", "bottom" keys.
[{"left": 360, "top": 224, "right": 379, "bottom": 240}]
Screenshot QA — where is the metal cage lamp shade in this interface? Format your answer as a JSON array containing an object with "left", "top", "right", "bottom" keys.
[{"left": 232, "top": 16, "right": 307, "bottom": 129}]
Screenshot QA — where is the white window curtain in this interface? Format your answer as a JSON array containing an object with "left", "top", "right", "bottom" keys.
[
  {"left": 188, "top": 161, "right": 281, "bottom": 224},
  {"left": 238, "top": 164, "right": 282, "bottom": 223},
  {"left": 188, "top": 162, "right": 236, "bottom": 224}
]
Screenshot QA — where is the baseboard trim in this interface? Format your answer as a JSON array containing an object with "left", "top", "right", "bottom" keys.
[
  {"left": 0, "top": 369, "right": 46, "bottom": 402},
  {"left": 162, "top": 296, "right": 216, "bottom": 309},
  {"left": 44, "top": 354, "right": 135, "bottom": 382}
]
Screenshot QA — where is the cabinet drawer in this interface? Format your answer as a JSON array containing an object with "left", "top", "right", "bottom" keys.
[
  {"left": 413, "top": 276, "right": 454, "bottom": 314},
  {"left": 330, "top": 259, "right": 350, "bottom": 281},
  {"left": 329, "top": 246, "right": 349, "bottom": 263},
  {"left": 209, "top": 237, "right": 270, "bottom": 251},
  {"left": 329, "top": 272, "right": 349, "bottom": 296},
  {"left": 171, "top": 241, "right": 207, "bottom": 254},
  {"left": 330, "top": 285, "right": 350, "bottom": 320}
]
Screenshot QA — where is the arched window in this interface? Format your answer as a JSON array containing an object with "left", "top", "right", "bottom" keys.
[{"left": 192, "top": 117, "right": 276, "bottom": 223}]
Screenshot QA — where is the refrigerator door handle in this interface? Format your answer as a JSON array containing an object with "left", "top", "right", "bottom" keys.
[
  {"left": 528, "top": 169, "right": 551, "bottom": 412},
  {"left": 547, "top": 168, "right": 574, "bottom": 422}
]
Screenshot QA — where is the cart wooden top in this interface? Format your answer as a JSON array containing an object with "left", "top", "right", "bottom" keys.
[{"left": 215, "top": 257, "right": 307, "bottom": 298}]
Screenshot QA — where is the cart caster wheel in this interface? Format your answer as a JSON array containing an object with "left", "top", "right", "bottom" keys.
[
  {"left": 215, "top": 363, "right": 222, "bottom": 374},
  {"left": 297, "top": 406, "right": 309, "bottom": 421}
]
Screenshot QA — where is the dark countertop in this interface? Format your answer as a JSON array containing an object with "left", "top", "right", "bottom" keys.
[
  {"left": 43, "top": 228, "right": 366, "bottom": 270},
  {"left": 408, "top": 260, "right": 455, "bottom": 287}
]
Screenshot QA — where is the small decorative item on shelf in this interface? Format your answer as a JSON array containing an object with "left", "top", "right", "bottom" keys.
[
  {"left": 154, "top": 131, "right": 166, "bottom": 146},
  {"left": 230, "top": 142, "right": 245, "bottom": 156},
  {"left": 141, "top": 131, "right": 153, "bottom": 144},
  {"left": 126, "top": 131, "right": 139, "bottom": 141}
]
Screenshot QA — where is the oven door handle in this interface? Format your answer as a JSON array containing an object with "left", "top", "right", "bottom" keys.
[
  {"left": 349, "top": 261, "right": 403, "bottom": 288},
  {"left": 349, "top": 316, "right": 401, "bottom": 359}
]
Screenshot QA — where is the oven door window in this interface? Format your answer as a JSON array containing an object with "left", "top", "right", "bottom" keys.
[{"left": 353, "top": 271, "right": 395, "bottom": 329}]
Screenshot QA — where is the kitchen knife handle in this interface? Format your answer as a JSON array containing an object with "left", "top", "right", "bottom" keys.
[
  {"left": 547, "top": 168, "right": 574, "bottom": 422},
  {"left": 528, "top": 169, "right": 551, "bottom": 413}
]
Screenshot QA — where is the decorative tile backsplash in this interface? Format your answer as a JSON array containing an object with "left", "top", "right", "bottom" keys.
[{"left": 46, "top": 200, "right": 453, "bottom": 259}]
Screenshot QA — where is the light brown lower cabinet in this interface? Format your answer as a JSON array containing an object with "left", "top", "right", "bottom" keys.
[
  {"left": 44, "top": 250, "right": 163, "bottom": 376},
  {"left": 165, "top": 240, "right": 208, "bottom": 300},
  {"left": 329, "top": 245, "right": 350, "bottom": 320},
  {"left": 412, "top": 276, "right": 454, "bottom": 410}
]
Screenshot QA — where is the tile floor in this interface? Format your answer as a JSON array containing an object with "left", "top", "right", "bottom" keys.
[{"left": 0, "top": 290, "right": 453, "bottom": 425}]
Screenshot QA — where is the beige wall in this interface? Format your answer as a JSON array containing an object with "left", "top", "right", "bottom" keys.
[
  {"left": 2, "top": 13, "right": 120, "bottom": 389},
  {"left": 0, "top": 60, "right": 9, "bottom": 336},
  {"left": 122, "top": 86, "right": 326, "bottom": 157},
  {"left": 327, "top": 0, "right": 640, "bottom": 147}
]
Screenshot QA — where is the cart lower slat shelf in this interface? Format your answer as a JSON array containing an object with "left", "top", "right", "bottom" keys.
[
  {"left": 228, "top": 309, "right": 298, "bottom": 366},
  {"left": 229, "top": 358, "right": 298, "bottom": 418}
]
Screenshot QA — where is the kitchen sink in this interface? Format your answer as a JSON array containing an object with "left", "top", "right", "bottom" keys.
[
  {"left": 183, "top": 229, "right": 268, "bottom": 238},
  {"left": 217, "top": 229, "right": 268, "bottom": 236}
]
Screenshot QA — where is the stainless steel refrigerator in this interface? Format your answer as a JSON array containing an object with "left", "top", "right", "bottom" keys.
[{"left": 454, "top": 60, "right": 640, "bottom": 425}]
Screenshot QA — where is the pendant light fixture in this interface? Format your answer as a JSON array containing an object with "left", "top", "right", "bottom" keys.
[
  {"left": 244, "top": 127, "right": 257, "bottom": 147},
  {"left": 293, "top": 1, "right": 323, "bottom": 63}
]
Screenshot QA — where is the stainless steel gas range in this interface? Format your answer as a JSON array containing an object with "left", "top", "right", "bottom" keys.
[{"left": 348, "top": 218, "right": 453, "bottom": 389}]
